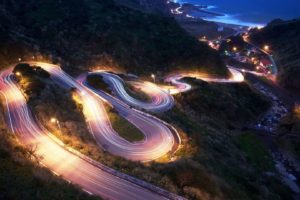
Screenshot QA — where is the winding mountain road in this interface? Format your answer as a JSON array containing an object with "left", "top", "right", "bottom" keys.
[
  {"left": 88, "top": 71, "right": 174, "bottom": 112},
  {"left": 43, "top": 64, "right": 178, "bottom": 161},
  {"left": 0, "top": 67, "right": 177, "bottom": 200},
  {"left": 163, "top": 66, "right": 244, "bottom": 94},
  {"left": 0, "top": 61, "right": 246, "bottom": 200}
]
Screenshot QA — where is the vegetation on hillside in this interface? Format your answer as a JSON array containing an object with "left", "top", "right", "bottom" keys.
[
  {"left": 0, "top": 1, "right": 295, "bottom": 198},
  {"left": 86, "top": 74, "right": 112, "bottom": 94},
  {"left": 12, "top": 62, "right": 292, "bottom": 199},
  {"left": 106, "top": 105, "right": 145, "bottom": 142},
  {"left": 175, "top": 78, "right": 270, "bottom": 127},
  {"left": 277, "top": 105, "right": 300, "bottom": 160},
  {"left": 157, "top": 80, "right": 291, "bottom": 200},
  {"left": 0, "top": 0, "right": 228, "bottom": 77},
  {"left": 250, "top": 19, "right": 300, "bottom": 92}
]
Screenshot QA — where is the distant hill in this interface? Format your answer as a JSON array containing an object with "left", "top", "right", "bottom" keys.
[
  {"left": 0, "top": 0, "right": 228, "bottom": 77},
  {"left": 250, "top": 19, "right": 300, "bottom": 92},
  {"left": 114, "top": 0, "right": 170, "bottom": 15}
]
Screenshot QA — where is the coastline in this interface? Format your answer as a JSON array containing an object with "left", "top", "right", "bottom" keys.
[
  {"left": 167, "top": 1, "right": 248, "bottom": 40},
  {"left": 168, "top": 0, "right": 263, "bottom": 27}
]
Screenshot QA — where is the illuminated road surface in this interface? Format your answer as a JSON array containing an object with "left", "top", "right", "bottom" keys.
[
  {"left": 164, "top": 67, "right": 245, "bottom": 94},
  {"left": 228, "top": 66, "right": 265, "bottom": 76},
  {"left": 38, "top": 64, "right": 177, "bottom": 162},
  {"left": 87, "top": 71, "right": 174, "bottom": 112},
  {"left": 0, "top": 67, "right": 177, "bottom": 200},
  {"left": 0, "top": 61, "right": 246, "bottom": 200}
]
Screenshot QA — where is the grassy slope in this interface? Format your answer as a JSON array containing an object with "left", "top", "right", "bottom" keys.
[
  {"left": 234, "top": 132, "right": 274, "bottom": 171},
  {"left": 106, "top": 106, "right": 145, "bottom": 142},
  {"left": 277, "top": 107, "right": 300, "bottom": 160},
  {"left": 250, "top": 19, "right": 300, "bottom": 171},
  {"left": 0, "top": 0, "right": 228, "bottom": 76},
  {"left": 250, "top": 19, "right": 300, "bottom": 91},
  {"left": 156, "top": 80, "right": 291, "bottom": 200},
  {"left": 176, "top": 78, "right": 270, "bottom": 127}
]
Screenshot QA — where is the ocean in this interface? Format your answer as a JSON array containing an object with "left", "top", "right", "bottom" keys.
[{"left": 174, "top": 0, "right": 300, "bottom": 26}]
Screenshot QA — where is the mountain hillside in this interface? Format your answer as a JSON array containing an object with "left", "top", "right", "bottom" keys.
[
  {"left": 114, "top": 0, "right": 170, "bottom": 14},
  {"left": 0, "top": 0, "right": 228, "bottom": 77},
  {"left": 250, "top": 19, "right": 300, "bottom": 92}
]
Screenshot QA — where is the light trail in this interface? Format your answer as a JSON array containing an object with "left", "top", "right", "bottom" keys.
[
  {"left": 0, "top": 61, "right": 247, "bottom": 200},
  {"left": 29, "top": 62, "right": 178, "bottom": 162},
  {"left": 0, "top": 67, "right": 179, "bottom": 200},
  {"left": 164, "top": 66, "right": 245, "bottom": 94},
  {"left": 87, "top": 71, "right": 174, "bottom": 112}
]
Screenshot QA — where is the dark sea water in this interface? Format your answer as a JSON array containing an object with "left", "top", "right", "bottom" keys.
[{"left": 174, "top": 0, "right": 300, "bottom": 26}]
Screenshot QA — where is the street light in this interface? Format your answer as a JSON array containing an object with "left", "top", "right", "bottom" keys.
[
  {"left": 50, "top": 117, "right": 61, "bottom": 130},
  {"left": 232, "top": 46, "right": 237, "bottom": 52},
  {"left": 264, "top": 45, "right": 270, "bottom": 51},
  {"left": 50, "top": 118, "right": 56, "bottom": 123},
  {"left": 151, "top": 74, "right": 156, "bottom": 83},
  {"left": 18, "top": 58, "right": 22, "bottom": 62},
  {"left": 15, "top": 71, "right": 22, "bottom": 79}
]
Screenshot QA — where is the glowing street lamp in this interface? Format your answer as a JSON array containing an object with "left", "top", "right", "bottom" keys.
[
  {"left": 50, "top": 117, "right": 61, "bottom": 130},
  {"left": 232, "top": 46, "right": 237, "bottom": 52},
  {"left": 18, "top": 58, "right": 22, "bottom": 62},
  {"left": 295, "top": 104, "right": 300, "bottom": 114},
  {"left": 50, "top": 118, "right": 56, "bottom": 123},
  {"left": 264, "top": 45, "right": 270, "bottom": 51},
  {"left": 151, "top": 74, "right": 156, "bottom": 83},
  {"left": 15, "top": 71, "right": 23, "bottom": 79}
]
